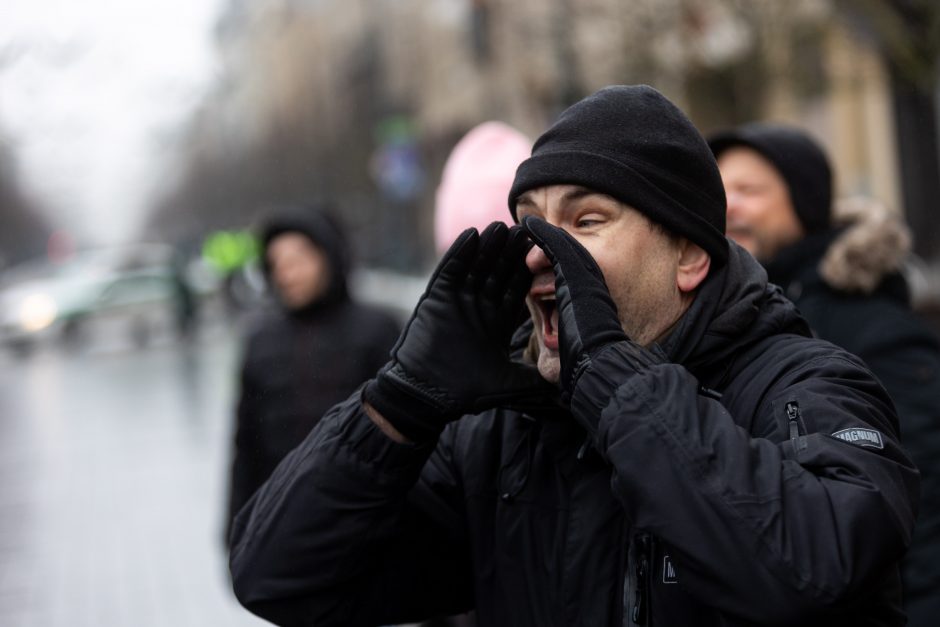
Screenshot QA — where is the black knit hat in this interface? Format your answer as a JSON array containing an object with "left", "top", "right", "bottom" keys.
[
  {"left": 708, "top": 123, "right": 832, "bottom": 234},
  {"left": 509, "top": 85, "right": 729, "bottom": 267}
]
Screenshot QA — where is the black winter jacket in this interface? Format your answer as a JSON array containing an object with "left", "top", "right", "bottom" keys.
[
  {"left": 230, "top": 244, "right": 918, "bottom": 626},
  {"left": 226, "top": 302, "right": 400, "bottom": 533},
  {"left": 765, "top": 203, "right": 940, "bottom": 627}
]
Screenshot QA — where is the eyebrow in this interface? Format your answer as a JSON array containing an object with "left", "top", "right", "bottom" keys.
[
  {"left": 515, "top": 192, "right": 538, "bottom": 208},
  {"left": 516, "top": 186, "right": 606, "bottom": 208}
]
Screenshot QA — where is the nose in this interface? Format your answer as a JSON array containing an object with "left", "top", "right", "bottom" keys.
[{"left": 525, "top": 242, "right": 552, "bottom": 274}]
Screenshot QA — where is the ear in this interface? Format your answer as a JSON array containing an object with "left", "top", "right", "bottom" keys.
[{"left": 676, "top": 239, "right": 710, "bottom": 294}]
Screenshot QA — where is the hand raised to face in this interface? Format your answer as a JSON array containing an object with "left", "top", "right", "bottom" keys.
[
  {"left": 522, "top": 216, "right": 630, "bottom": 401},
  {"left": 365, "top": 222, "right": 550, "bottom": 441}
]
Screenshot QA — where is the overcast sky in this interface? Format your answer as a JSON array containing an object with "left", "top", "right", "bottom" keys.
[{"left": 0, "top": 0, "right": 225, "bottom": 247}]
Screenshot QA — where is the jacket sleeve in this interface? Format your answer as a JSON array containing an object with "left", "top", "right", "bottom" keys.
[
  {"left": 228, "top": 389, "right": 474, "bottom": 627},
  {"left": 571, "top": 340, "right": 919, "bottom": 623}
]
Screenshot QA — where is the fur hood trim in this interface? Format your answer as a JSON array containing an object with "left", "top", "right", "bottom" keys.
[{"left": 819, "top": 196, "right": 911, "bottom": 294}]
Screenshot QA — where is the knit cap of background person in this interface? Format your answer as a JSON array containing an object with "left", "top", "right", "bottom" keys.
[
  {"left": 508, "top": 85, "right": 729, "bottom": 268},
  {"left": 708, "top": 122, "right": 833, "bottom": 235},
  {"left": 434, "top": 121, "right": 532, "bottom": 255}
]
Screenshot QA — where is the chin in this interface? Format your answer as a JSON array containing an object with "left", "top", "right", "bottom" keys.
[
  {"left": 284, "top": 295, "right": 315, "bottom": 311},
  {"left": 537, "top": 350, "right": 561, "bottom": 384}
]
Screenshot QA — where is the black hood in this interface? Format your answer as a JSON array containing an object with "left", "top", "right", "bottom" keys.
[{"left": 259, "top": 204, "right": 351, "bottom": 311}]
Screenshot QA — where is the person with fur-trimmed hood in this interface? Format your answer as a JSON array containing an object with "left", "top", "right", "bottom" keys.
[
  {"left": 225, "top": 204, "right": 401, "bottom": 543},
  {"left": 710, "top": 123, "right": 940, "bottom": 626}
]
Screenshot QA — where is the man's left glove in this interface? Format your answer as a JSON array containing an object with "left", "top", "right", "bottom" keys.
[
  {"left": 522, "top": 216, "right": 663, "bottom": 429},
  {"left": 364, "top": 222, "right": 549, "bottom": 442}
]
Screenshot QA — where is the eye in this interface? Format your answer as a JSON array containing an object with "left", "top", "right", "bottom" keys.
[{"left": 575, "top": 213, "right": 605, "bottom": 228}]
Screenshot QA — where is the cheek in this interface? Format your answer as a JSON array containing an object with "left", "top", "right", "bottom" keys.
[
  {"left": 525, "top": 297, "right": 539, "bottom": 322},
  {"left": 272, "top": 264, "right": 294, "bottom": 286},
  {"left": 731, "top": 198, "right": 765, "bottom": 226},
  {"left": 753, "top": 195, "right": 796, "bottom": 232},
  {"left": 591, "top": 248, "right": 636, "bottom": 308},
  {"left": 305, "top": 257, "right": 329, "bottom": 289},
  {"left": 608, "top": 243, "right": 676, "bottom": 308},
  {"left": 770, "top": 207, "right": 802, "bottom": 235}
]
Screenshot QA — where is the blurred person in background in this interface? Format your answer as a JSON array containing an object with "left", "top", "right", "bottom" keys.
[
  {"left": 229, "top": 86, "right": 918, "bottom": 626},
  {"left": 710, "top": 123, "right": 940, "bottom": 626},
  {"left": 170, "top": 251, "right": 198, "bottom": 338},
  {"left": 225, "top": 204, "right": 400, "bottom": 543}
]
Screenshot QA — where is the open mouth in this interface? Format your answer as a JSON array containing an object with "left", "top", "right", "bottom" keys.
[{"left": 535, "top": 294, "right": 559, "bottom": 350}]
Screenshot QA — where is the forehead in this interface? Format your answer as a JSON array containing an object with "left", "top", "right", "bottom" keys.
[
  {"left": 515, "top": 185, "right": 622, "bottom": 211},
  {"left": 716, "top": 146, "right": 782, "bottom": 181},
  {"left": 267, "top": 232, "right": 321, "bottom": 258}
]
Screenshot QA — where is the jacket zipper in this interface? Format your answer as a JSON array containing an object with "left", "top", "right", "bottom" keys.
[
  {"left": 620, "top": 525, "right": 631, "bottom": 627},
  {"left": 630, "top": 533, "right": 653, "bottom": 624},
  {"left": 786, "top": 401, "right": 803, "bottom": 436},
  {"left": 785, "top": 401, "right": 807, "bottom": 451}
]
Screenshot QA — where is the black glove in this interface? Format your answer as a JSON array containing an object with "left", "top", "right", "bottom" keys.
[
  {"left": 364, "top": 222, "right": 548, "bottom": 442},
  {"left": 521, "top": 216, "right": 662, "bottom": 409}
]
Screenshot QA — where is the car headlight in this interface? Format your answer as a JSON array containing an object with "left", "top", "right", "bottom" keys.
[{"left": 19, "top": 293, "right": 58, "bottom": 332}]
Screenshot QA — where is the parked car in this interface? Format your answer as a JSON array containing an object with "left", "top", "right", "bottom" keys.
[{"left": 0, "top": 244, "right": 195, "bottom": 356}]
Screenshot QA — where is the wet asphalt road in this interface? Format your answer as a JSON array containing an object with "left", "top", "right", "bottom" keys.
[{"left": 0, "top": 322, "right": 268, "bottom": 626}]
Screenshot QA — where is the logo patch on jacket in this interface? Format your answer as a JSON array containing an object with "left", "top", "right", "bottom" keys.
[
  {"left": 831, "top": 427, "right": 884, "bottom": 449},
  {"left": 663, "top": 555, "right": 678, "bottom": 584}
]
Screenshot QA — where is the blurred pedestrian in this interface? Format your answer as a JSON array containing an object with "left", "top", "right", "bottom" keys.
[
  {"left": 710, "top": 122, "right": 940, "bottom": 626},
  {"left": 230, "top": 86, "right": 917, "bottom": 626},
  {"left": 225, "top": 204, "right": 400, "bottom": 543},
  {"left": 169, "top": 250, "right": 198, "bottom": 338}
]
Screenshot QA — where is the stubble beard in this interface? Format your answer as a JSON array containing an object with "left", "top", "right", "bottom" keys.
[{"left": 536, "top": 343, "right": 561, "bottom": 384}]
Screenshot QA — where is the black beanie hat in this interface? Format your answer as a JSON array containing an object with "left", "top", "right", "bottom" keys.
[
  {"left": 708, "top": 123, "right": 832, "bottom": 234},
  {"left": 509, "top": 85, "right": 729, "bottom": 268}
]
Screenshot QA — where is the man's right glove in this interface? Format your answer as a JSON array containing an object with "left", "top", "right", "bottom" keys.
[{"left": 363, "top": 222, "right": 549, "bottom": 442}]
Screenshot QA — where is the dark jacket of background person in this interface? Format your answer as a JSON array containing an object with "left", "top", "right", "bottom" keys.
[
  {"left": 763, "top": 198, "right": 940, "bottom": 626},
  {"left": 229, "top": 242, "right": 917, "bottom": 626},
  {"left": 226, "top": 207, "right": 400, "bottom": 540}
]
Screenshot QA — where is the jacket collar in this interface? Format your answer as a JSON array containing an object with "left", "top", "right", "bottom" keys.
[
  {"left": 764, "top": 229, "right": 836, "bottom": 289},
  {"left": 658, "top": 240, "right": 810, "bottom": 385}
]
